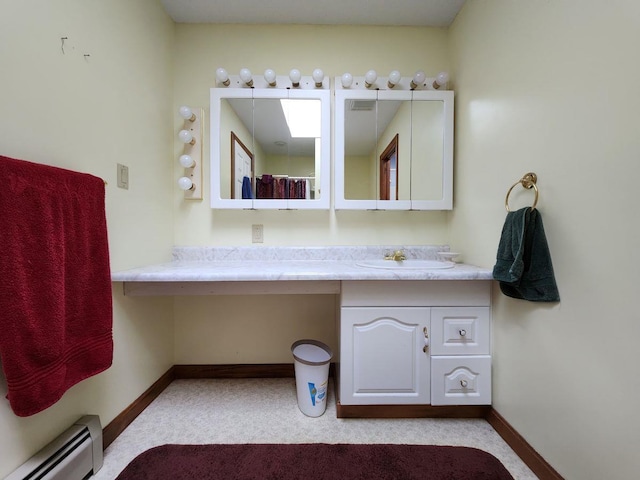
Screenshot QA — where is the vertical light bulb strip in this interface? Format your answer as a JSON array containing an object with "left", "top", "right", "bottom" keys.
[{"left": 178, "top": 106, "right": 203, "bottom": 200}]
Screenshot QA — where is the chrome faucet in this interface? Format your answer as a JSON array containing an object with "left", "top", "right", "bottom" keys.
[{"left": 384, "top": 250, "right": 406, "bottom": 261}]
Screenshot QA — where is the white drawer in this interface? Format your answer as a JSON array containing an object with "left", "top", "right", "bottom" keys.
[
  {"left": 431, "top": 355, "right": 491, "bottom": 405},
  {"left": 430, "top": 307, "right": 490, "bottom": 355}
]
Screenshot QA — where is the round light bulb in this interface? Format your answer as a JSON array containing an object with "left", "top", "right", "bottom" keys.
[
  {"left": 178, "top": 129, "right": 194, "bottom": 145},
  {"left": 178, "top": 106, "right": 195, "bottom": 122},
  {"left": 215, "top": 67, "right": 230, "bottom": 86},
  {"left": 341, "top": 72, "right": 353, "bottom": 88},
  {"left": 289, "top": 68, "right": 301, "bottom": 87},
  {"left": 364, "top": 70, "right": 377, "bottom": 88},
  {"left": 239, "top": 68, "right": 253, "bottom": 87},
  {"left": 177, "top": 177, "right": 194, "bottom": 191},
  {"left": 387, "top": 70, "right": 401, "bottom": 88},
  {"left": 312, "top": 68, "right": 324, "bottom": 87},
  {"left": 433, "top": 71, "right": 450, "bottom": 89},
  {"left": 179, "top": 154, "right": 195, "bottom": 168},
  {"left": 264, "top": 68, "right": 277, "bottom": 86},
  {"left": 411, "top": 70, "right": 426, "bottom": 89}
]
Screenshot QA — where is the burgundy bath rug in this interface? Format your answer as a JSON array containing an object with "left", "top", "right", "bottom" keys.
[{"left": 115, "top": 443, "right": 515, "bottom": 479}]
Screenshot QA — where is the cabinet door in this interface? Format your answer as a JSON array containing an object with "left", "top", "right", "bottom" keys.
[{"left": 340, "top": 307, "right": 430, "bottom": 405}]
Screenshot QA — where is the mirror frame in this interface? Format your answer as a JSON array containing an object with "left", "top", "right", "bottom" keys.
[
  {"left": 334, "top": 88, "right": 454, "bottom": 210},
  {"left": 211, "top": 87, "right": 331, "bottom": 210}
]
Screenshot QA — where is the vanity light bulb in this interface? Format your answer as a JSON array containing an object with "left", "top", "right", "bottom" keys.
[
  {"left": 289, "top": 68, "right": 301, "bottom": 87},
  {"left": 239, "top": 68, "right": 253, "bottom": 87},
  {"left": 215, "top": 67, "right": 230, "bottom": 86},
  {"left": 178, "top": 106, "right": 195, "bottom": 122},
  {"left": 264, "top": 68, "right": 277, "bottom": 87},
  {"left": 387, "top": 70, "right": 401, "bottom": 88},
  {"left": 433, "top": 71, "right": 450, "bottom": 89},
  {"left": 410, "top": 70, "right": 426, "bottom": 89},
  {"left": 177, "top": 176, "right": 194, "bottom": 191},
  {"left": 341, "top": 72, "right": 353, "bottom": 88},
  {"left": 364, "top": 70, "right": 377, "bottom": 88},
  {"left": 178, "top": 129, "right": 194, "bottom": 145},
  {"left": 312, "top": 68, "right": 324, "bottom": 87},
  {"left": 179, "top": 154, "right": 195, "bottom": 168}
]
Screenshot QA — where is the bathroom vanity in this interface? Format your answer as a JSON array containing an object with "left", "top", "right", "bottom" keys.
[
  {"left": 112, "top": 246, "right": 493, "bottom": 418},
  {"left": 340, "top": 280, "right": 491, "bottom": 410}
]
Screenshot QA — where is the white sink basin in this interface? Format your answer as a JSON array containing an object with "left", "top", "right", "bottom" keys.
[{"left": 356, "top": 259, "right": 455, "bottom": 270}]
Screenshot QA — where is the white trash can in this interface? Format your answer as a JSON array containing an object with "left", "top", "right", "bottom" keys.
[{"left": 291, "top": 339, "right": 333, "bottom": 417}]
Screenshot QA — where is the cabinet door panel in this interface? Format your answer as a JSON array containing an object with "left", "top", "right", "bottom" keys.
[{"left": 340, "top": 307, "right": 430, "bottom": 405}]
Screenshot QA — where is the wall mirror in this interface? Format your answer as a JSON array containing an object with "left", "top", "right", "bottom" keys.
[
  {"left": 335, "top": 88, "right": 453, "bottom": 210},
  {"left": 211, "top": 88, "right": 330, "bottom": 209}
]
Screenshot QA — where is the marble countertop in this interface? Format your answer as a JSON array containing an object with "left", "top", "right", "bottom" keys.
[{"left": 111, "top": 246, "right": 493, "bottom": 283}]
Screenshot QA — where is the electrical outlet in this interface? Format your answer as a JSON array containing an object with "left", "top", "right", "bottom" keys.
[
  {"left": 117, "top": 163, "right": 129, "bottom": 189},
  {"left": 252, "top": 224, "right": 264, "bottom": 243}
]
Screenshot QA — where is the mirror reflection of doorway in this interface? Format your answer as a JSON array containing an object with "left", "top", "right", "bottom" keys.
[
  {"left": 380, "top": 134, "right": 399, "bottom": 200},
  {"left": 231, "top": 132, "right": 254, "bottom": 199}
]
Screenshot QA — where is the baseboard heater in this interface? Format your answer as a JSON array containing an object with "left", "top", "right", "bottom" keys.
[{"left": 7, "top": 415, "right": 103, "bottom": 480}]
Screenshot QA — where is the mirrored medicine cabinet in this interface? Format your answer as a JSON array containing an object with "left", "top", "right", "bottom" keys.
[
  {"left": 334, "top": 88, "right": 453, "bottom": 210},
  {"left": 210, "top": 88, "right": 330, "bottom": 209}
]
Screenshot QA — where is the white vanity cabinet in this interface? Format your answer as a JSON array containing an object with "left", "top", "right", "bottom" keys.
[{"left": 339, "top": 281, "right": 492, "bottom": 408}]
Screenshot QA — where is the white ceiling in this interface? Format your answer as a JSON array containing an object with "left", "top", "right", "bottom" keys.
[{"left": 160, "top": 0, "right": 467, "bottom": 27}]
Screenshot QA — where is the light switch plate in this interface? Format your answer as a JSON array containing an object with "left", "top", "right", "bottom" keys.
[
  {"left": 252, "top": 224, "right": 264, "bottom": 243},
  {"left": 117, "top": 163, "right": 129, "bottom": 189}
]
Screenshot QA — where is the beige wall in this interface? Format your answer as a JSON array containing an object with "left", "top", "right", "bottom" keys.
[
  {"left": 174, "top": 295, "right": 337, "bottom": 364},
  {"left": 0, "top": 0, "right": 175, "bottom": 476},
  {"left": 450, "top": 1, "right": 640, "bottom": 479},
  {"left": 344, "top": 154, "right": 374, "bottom": 199}
]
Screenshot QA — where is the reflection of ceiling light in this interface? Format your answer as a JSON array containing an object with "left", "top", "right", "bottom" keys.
[{"left": 280, "top": 99, "right": 321, "bottom": 138}]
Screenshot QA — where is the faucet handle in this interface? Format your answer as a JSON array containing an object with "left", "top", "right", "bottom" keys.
[{"left": 384, "top": 250, "right": 406, "bottom": 261}]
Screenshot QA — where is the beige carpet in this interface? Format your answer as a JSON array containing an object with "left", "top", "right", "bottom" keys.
[{"left": 94, "top": 378, "right": 538, "bottom": 479}]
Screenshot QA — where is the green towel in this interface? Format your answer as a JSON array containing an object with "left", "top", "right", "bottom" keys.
[{"left": 493, "top": 207, "right": 560, "bottom": 302}]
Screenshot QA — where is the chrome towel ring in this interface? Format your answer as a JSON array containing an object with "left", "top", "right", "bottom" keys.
[{"left": 505, "top": 172, "right": 538, "bottom": 212}]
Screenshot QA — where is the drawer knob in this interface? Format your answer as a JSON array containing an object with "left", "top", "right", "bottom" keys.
[
  {"left": 459, "top": 329, "right": 467, "bottom": 337},
  {"left": 460, "top": 379, "right": 468, "bottom": 388}
]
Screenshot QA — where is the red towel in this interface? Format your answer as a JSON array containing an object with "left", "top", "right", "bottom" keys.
[{"left": 0, "top": 155, "right": 113, "bottom": 416}]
